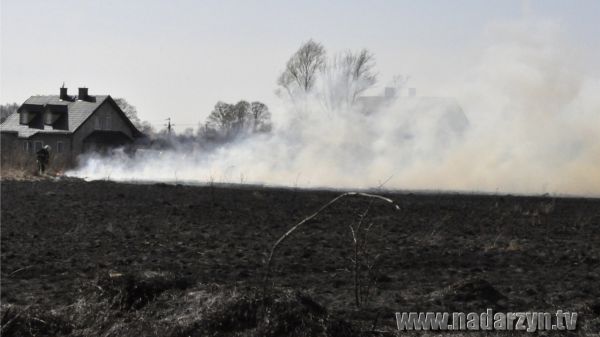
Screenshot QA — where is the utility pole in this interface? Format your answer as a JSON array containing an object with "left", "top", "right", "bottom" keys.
[{"left": 165, "top": 118, "right": 175, "bottom": 135}]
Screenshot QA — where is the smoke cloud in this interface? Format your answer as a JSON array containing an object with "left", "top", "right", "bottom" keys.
[{"left": 67, "top": 19, "right": 600, "bottom": 196}]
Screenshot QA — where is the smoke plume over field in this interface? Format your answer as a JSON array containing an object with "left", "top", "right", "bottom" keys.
[{"left": 68, "top": 19, "right": 600, "bottom": 196}]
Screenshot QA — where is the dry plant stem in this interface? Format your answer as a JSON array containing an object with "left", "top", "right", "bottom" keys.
[
  {"left": 0, "top": 305, "right": 32, "bottom": 333},
  {"left": 360, "top": 221, "right": 379, "bottom": 306},
  {"left": 262, "top": 192, "right": 398, "bottom": 303},
  {"left": 351, "top": 200, "right": 373, "bottom": 307},
  {"left": 8, "top": 265, "right": 35, "bottom": 277}
]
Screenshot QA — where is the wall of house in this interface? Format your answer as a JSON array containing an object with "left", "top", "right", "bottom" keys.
[
  {"left": 1, "top": 132, "right": 19, "bottom": 166},
  {"left": 72, "top": 100, "right": 134, "bottom": 155},
  {"left": 0, "top": 132, "right": 72, "bottom": 169},
  {"left": 27, "top": 134, "right": 73, "bottom": 167}
]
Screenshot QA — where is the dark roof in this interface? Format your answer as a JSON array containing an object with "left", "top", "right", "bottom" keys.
[
  {"left": 356, "top": 95, "right": 469, "bottom": 133},
  {"left": 0, "top": 95, "right": 139, "bottom": 138},
  {"left": 356, "top": 95, "right": 466, "bottom": 116},
  {"left": 355, "top": 96, "right": 392, "bottom": 114}
]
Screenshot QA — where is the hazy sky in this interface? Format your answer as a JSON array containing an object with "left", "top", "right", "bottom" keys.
[{"left": 2, "top": 0, "right": 599, "bottom": 131}]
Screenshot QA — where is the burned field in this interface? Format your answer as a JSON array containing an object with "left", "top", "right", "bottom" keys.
[{"left": 1, "top": 179, "right": 599, "bottom": 336}]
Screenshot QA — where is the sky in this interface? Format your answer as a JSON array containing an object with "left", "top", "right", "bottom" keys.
[{"left": 2, "top": 0, "right": 599, "bottom": 131}]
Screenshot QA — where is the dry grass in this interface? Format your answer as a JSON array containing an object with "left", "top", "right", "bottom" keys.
[
  {"left": 0, "top": 271, "right": 360, "bottom": 337},
  {"left": 1, "top": 152, "right": 72, "bottom": 180}
]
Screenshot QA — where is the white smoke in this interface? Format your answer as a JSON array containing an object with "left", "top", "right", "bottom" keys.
[{"left": 67, "top": 19, "right": 600, "bottom": 196}]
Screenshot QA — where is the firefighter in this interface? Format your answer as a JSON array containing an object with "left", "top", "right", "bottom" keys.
[{"left": 36, "top": 145, "right": 51, "bottom": 175}]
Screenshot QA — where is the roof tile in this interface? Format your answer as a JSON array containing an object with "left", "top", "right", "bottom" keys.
[{"left": 0, "top": 95, "right": 109, "bottom": 138}]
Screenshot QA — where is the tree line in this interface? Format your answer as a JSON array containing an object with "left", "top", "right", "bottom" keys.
[
  {"left": 0, "top": 103, "right": 18, "bottom": 123},
  {"left": 124, "top": 39, "right": 377, "bottom": 140}
]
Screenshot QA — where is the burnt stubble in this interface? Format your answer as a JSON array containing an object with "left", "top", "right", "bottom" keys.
[{"left": 1, "top": 179, "right": 599, "bottom": 335}]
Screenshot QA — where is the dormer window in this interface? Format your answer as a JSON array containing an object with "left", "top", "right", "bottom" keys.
[
  {"left": 18, "top": 105, "right": 44, "bottom": 126},
  {"left": 43, "top": 105, "right": 67, "bottom": 126},
  {"left": 44, "top": 111, "right": 61, "bottom": 125},
  {"left": 19, "top": 110, "right": 36, "bottom": 125}
]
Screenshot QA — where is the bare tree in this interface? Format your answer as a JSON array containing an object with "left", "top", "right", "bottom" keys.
[
  {"left": 114, "top": 98, "right": 140, "bottom": 125},
  {"left": 114, "top": 98, "right": 154, "bottom": 134},
  {"left": 249, "top": 101, "right": 272, "bottom": 132},
  {"left": 320, "top": 49, "right": 377, "bottom": 110},
  {"left": 276, "top": 41, "right": 377, "bottom": 111},
  {"left": 232, "top": 100, "right": 251, "bottom": 131},
  {"left": 206, "top": 100, "right": 272, "bottom": 139},
  {"left": 345, "top": 49, "right": 377, "bottom": 103},
  {"left": 207, "top": 101, "right": 236, "bottom": 136},
  {"left": 277, "top": 40, "right": 326, "bottom": 98}
]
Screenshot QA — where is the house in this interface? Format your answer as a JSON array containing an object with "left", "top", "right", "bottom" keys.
[
  {"left": 355, "top": 87, "right": 400, "bottom": 115},
  {"left": 356, "top": 87, "right": 469, "bottom": 145},
  {"left": 0, "top": 87, "right": 142, "bottom": 167}
]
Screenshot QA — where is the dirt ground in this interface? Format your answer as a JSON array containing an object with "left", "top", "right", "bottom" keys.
[{"left": 1, "top": 178, "right": 599, "bottom": 336}]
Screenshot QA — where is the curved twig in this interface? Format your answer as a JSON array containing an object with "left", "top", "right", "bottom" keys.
[{"left": 262, "top": 192, "right": 399, "bottom": 301}]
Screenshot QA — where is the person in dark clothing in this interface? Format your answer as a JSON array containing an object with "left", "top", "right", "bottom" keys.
[{"left": 36, "top": 145, "right": 51, "bottom": 175}]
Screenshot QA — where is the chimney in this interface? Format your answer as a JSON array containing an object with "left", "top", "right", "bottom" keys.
[
  {"left": 384, "top": 87, "right": 396, "bottom": 99},
  {"left": 78, "top": 87, "right": 89, "bottom": 101},
  {"left": 60, "top": 87, "right": 68, "bottom": 100},
  {"left": 408, "top": 87, "right": 417, "bottom": 97}
]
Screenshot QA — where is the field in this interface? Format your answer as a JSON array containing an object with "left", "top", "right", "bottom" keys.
[{"left": 1, "top": 178, "right": 599, "bottom": 336}]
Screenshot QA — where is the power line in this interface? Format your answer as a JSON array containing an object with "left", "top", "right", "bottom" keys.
[{"left": 148, "top": 121, "right": 198, "bottom": 126}]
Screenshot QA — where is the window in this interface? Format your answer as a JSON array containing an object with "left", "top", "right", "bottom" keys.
[
  {"left": 105, "top": 115, "right": 112, "bottom": 130},
  {"left": 23, "top": 141, "right": 32, "bottom": 153},
  {"left": 95, "top": 116, "right": 101, "bottom": 129},
  {"left": 20, "top": 112, "right": 29, "bottom": 125},
  {"left": 57, "top": 141, "right": 64, "bottom": 153},
  {"left": 34, "top": 141, "right": 43, "bottom": 152}
]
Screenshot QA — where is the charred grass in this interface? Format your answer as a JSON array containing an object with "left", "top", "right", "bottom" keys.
[{"left": 1, "top": 179, "right": 600, "bottom": 335}]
